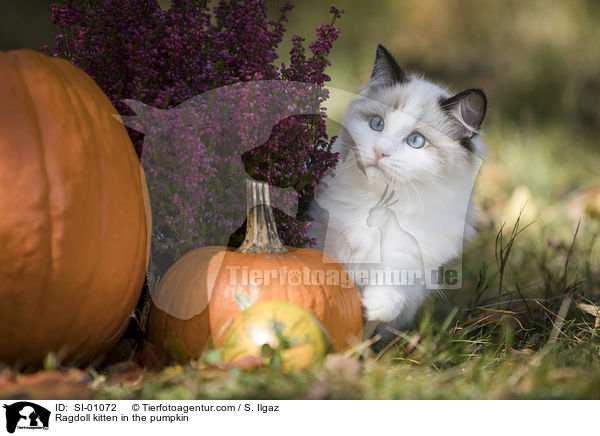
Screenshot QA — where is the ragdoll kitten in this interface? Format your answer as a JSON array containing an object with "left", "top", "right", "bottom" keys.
[{"left": 308, "top": 44, "right": 487, "bottom": 340}]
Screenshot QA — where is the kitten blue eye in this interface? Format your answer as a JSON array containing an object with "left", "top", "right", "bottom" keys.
[
  {"left": 407, "top": 132, "right": 426, "bottom": 149},
  {"left": 369, "top": 116, "right": 385, "bottom": 132}
]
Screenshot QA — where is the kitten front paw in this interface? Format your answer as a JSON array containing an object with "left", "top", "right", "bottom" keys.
[{"left": 361, "top": 285, "right": 407, "bottom": 323}]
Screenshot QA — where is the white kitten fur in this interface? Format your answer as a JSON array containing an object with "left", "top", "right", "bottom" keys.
[{"left": 308, "top": 47, "right": 486, "bottom": 338}]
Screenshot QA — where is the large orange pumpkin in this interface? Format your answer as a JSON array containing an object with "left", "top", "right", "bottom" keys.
[
  {"left": 209, "top": 180, "right": 363, "bottom": 351},
  {"left": 0, "top": 50, "right": 150, "bottom": 365}
]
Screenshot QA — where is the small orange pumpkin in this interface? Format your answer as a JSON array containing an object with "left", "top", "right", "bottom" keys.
[
  {"left": 146, "top": 180, "right": 362, "bottom": 360},
  {"left": 0, "top": 50, "right": 149, "bottom": 365},
  {"left": 209, "top": 180, "right": 363, "bottom": 351}
]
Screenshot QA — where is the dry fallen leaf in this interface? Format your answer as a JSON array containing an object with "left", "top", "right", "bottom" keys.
[
  {"left": 576, "top": 302, "right": 600, "bottom": 318},
  {"left": 323, "top": 354, "right": 361, "bottom": 378},
  {"left": 576, "top": 302, "right": 600, "bottom": 328},
  {"left": 547, "top": 368, "right": 578, "bottom": 383},
  {"left": 227, "top": 355, "right": 263, "bottom": 370},
  {"left": 0, "top": 369, "right": 90, "bottom": 400},
  {"left": 104, "top": 361, "right": 144, "bottom": 386}
]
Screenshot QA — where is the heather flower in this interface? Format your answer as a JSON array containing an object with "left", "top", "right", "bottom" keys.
[{"left": 44, "top": 0, "right": 342, "bottom": 274}]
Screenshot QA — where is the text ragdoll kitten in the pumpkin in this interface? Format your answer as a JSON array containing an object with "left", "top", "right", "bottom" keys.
[{"left": 308, "top": 44, "right": 487, "bottom": 340}]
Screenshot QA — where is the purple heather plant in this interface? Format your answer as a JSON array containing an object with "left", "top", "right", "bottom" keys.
[{"left": 44, "top": 0, "right": 342, "bottom": 268}]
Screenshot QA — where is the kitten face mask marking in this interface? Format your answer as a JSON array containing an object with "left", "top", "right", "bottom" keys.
[{"left": 339, "top": 46, "right": 487, "bottom": 185}]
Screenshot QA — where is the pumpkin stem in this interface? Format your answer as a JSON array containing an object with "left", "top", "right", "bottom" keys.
[{"left": 237, "top": 179, "right": 288, "bottom": 254}]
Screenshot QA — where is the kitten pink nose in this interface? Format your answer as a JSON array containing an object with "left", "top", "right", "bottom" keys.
[{"left": 374, "top": 148, "right": 389, "bottom": 161}]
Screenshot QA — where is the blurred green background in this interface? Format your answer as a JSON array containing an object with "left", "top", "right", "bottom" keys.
[
  {"left": 275, "top": 0, "right": 600, "bottom": 134},
  {"left": 4, "top": 0, "right": 600, "bottom": 133}
]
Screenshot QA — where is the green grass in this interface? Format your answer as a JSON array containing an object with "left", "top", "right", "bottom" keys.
[{"left": 3, "top": 122, "right": 600, "bottom": 400}]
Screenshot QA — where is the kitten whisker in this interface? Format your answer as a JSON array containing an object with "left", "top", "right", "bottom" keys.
[
  {"left": 407, "top": 179, "right": 425, "bottom": 215},
  {"left": 400, "top": 179, "right": 411, "bottom": 204}
]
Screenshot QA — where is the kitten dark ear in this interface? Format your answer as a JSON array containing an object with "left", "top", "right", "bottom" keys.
[
  {"left": 371, "top": 44, "right": 408, "bottom": 85},
  {"left": 440, "top": 89, "right": 487, "bottom": 140}
]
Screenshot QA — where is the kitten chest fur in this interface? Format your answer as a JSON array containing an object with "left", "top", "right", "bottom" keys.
[{"left": 310, "top": 154, "right": 475, "bottom": 281}]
